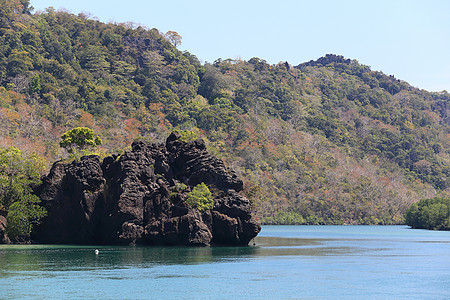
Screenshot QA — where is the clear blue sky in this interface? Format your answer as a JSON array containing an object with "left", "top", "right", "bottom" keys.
[{"left": 31, "top": 0, "right": 450, "bottom": 92}]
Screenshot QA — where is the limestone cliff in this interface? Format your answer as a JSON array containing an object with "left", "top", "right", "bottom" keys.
[{"left": 33, "top": 133, "right": 260, "bottom": 246}]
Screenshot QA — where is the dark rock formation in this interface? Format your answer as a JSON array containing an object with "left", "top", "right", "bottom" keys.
[{"left": 34, "top": 133, "right": 260, "bottom": 246}]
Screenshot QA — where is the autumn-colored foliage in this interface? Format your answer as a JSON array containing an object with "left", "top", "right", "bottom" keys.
[{"left": 0, "top": 6, "right": 447, "bottom": 226}]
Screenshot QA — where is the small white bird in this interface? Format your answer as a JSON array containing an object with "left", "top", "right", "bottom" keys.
[{"left": 95, "top": 249, "right": 99, "bottom": 255}]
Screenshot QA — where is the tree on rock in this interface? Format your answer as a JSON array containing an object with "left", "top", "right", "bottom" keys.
[
  {"left": 186, "top": 182, "right": 213, "bottom": 212},
  {"left": 60, "top": 127, "right": 102, "bottom": 153},
  {"left": 172, "top": 129, "right": 198, "bottom": 142}
]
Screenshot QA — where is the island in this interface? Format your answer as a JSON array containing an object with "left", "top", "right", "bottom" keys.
[{"left": 32, "top": 131, "right": 261, "bottom": 246}]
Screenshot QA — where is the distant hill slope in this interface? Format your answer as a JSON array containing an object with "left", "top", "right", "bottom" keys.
[{"left": 0, "top": 1, "right": 448, "bottom": 224}]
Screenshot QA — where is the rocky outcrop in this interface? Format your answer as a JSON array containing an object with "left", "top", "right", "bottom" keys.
[{"left": 34, "top": 133, "right": 260, "bottom": 246}]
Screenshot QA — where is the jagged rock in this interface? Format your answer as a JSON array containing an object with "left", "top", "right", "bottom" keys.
[
  {"left": 34, "top": 156, "right": 105, "bottom": 244},
  {"left": 34, "top": 133, "right": 261, "bottom": 246}
]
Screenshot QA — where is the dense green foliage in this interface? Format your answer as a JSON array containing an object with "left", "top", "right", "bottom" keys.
[
  {"left": 60, "top": 127, "right": 102, "bottom": 152},
  {"left": 186, "top": 183, "right": 213, "bottom": 212},
  {"left": 0, "top": 146, "right": 47, "bottom": 239},
  {"left": 405, "top": 197, "right": 450, "bottom": 230},
  {"left": 0, "top": 2, "right": 448, "bottom": 225},
  {"left": 172, "top": 129, "right": 198, "bottom": 142}
]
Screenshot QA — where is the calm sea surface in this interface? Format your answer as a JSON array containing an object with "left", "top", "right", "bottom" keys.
[{"left": 1, "top": 225, "right": 449, "bottom": 299}]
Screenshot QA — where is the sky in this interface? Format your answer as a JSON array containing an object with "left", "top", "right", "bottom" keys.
[{"left": 31, "top": 0, "right": 450, "bottom": 92}]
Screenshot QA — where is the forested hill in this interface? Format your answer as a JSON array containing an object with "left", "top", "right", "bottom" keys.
[{"left": 0, "top": 1, "right": 448, "bottom": 225}]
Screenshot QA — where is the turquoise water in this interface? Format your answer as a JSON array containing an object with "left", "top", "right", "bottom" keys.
[{"left": 1, "top": 226, "right": 450, "bottom": 299}]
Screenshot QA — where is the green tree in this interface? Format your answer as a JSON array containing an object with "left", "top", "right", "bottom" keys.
[
  {"left": 6, "top": 194, "right": 46, "bottom": 239},
  {"left": 172, "top": 129, "right": 198, "bottom": 142},
  {"left": 0, "top": 147, "right": 47, "bottom": 240},
  {"left": 29, "top": 74, "right": 41, "bottom": 94},
  {"left": 186, "top": 182, "right": 213, "bottom": 212},
  {"left": 79, "top": 45, "right": 110, "bottom": 74},
  {"left": 60, "top": 127, "right": 102, "bottom": 153},
  {"left": 7, "top": 50, "right": 34, "bottom": 77},
  {"left": 405, "top": 197, "right": 450, "bottom": 230}
]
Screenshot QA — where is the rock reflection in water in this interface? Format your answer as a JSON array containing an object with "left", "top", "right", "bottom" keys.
[
  {"left": 2, "top": 226, "right": 450, "bottom": 299},
  {"left": 0, "top": 245, "right": 261, "bottom": 274},
  {"left": 0, "top": 235, "right": 365, "bottom": 275}
]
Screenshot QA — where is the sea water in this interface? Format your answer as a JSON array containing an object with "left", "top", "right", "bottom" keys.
[{"left": 1, "top": 226, "right": 449, "bottom": 299}]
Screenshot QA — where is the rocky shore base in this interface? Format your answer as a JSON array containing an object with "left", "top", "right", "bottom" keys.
[{"left": 32, "top": 133, "right": 260, "bottom": 246}]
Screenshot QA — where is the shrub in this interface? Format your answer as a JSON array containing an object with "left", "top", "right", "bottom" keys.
[
  {"left": 186, "top": 182, "right": 213, "bottom": 212},
  {"left": 172, "top": 129, "right": 198, "bottom": 142}
]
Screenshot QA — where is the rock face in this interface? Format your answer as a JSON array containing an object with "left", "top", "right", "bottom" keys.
[{"left": 34, "top": 133, "right": 261, "bottom": 246}]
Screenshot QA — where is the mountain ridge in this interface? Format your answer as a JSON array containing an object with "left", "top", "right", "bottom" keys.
[{"left": 0, "top": 1, "right": 448, "bottom": 226}]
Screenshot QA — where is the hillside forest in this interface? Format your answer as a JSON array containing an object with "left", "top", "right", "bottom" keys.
[{"left": 0, "top": 0, "right": 448, "bottom": 227}]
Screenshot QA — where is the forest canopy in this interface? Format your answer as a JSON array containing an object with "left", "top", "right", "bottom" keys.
[
  {"left": 405, "top": 197, "right": 450, "bottom": 230},
  {"left": 0, "top": 1, "right": 448, "bottom": 227}
]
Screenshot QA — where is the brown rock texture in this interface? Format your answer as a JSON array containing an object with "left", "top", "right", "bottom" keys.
[{"left": 34, "top": 133, "right": 260, "bottom": 246}]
